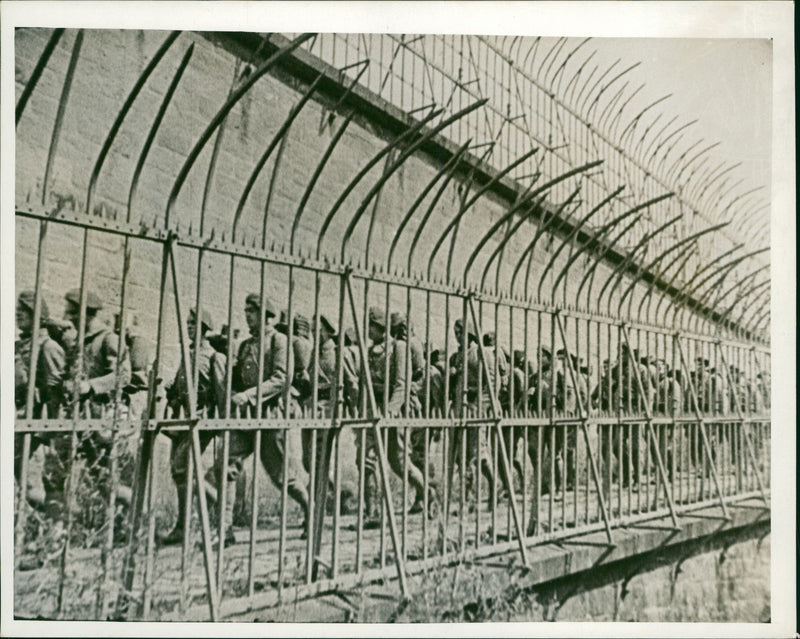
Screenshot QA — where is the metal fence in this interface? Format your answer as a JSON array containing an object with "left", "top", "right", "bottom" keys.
[{"left": 13, "top": 30, "right": 770, "bottom": 621}]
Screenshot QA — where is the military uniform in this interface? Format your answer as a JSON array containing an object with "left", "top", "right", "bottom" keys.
[
  {"left": 450, "top": 319, "right": 500, "bottom": 506},
  {"left": 234, "top": 312, "right": 309, "bottom": 518},
  {"left": 15, "top": 318, "right": 66, "bottom": 509},
  {"left": 301, "top": 315, "right": 360, "bottom": 515}
]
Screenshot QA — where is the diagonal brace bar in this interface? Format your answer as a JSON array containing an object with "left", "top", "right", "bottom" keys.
[
  {"left": 554, "top": 311, "right": 615, "bottom": 544},
  {"left": 467, "top": 295, "right": 529, "bottom": 565},
  {"left": 674, "top": 334, "right": 729, "bottom": 519},
  {"left": 167, "top": 232, "right": 220, "bottom": 619},
  {"left": 344, "top": 271, "right": 410, "bottom": 598},
  {"left": 715, "top": 342, "right": 768, "bottom": 504},
  {"left": 620, "top": 324, "right": 680, "bottom": 529}
]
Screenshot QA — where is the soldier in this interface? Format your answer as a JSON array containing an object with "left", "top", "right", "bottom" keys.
[
  {"left": 60, "top": 288, "right": 132, "bottom": 522},
  {"left": 611, "top": 343, "right": 654, "bottom": 489},
  {"left": 159, "top": 308, "right": 237, "bottom": 546},
  {"left": 551, "top": 348, "right": 586, "bottom": 492},
  {"left": 114, "top": 313, "right": 149, "bottom": 419},
  {"left": 231, "top": 294, "right": 309, "bottom": 527},
  {"left": 301, "top": 313, "right": 359, "bottom": 516},
  {"left": 365, "top": 306, "right": 433, "bottom": 523},
  {"left": 389, "top": 312, "right": 439, "bottom": 511},
  {"left": 15, "top": 291, "right": 66, "bottom": 510},
  {"left": 450, "top": 317, "right": 499, "bottom": 507}
]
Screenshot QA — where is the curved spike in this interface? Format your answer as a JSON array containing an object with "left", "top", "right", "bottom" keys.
[
  {"left": 598, "top": 212, "right": 680, "bottom": 315},
  {"left": 573, "top": 192, "right": 673, "bottom": 305},
  {"left": 667, "top": 245, "right": 759, "bottom": 325},
  {"left": 290, "top": 110, "right": 356, "bottom": 253},
  {"left": 474, "top": 184, "right": 547, "bottom": 291},
  {"left": 425, "top": 147, "right": 543, "bottom": 280},
  {"left": 315, "top": 106, "right": 444, "bottom": 259},
  {"left": 385, "top": 139, "right": 470, "bottom": 272},
  {"left": 88, "top": 31, "right": 180, "bottom": 219},
  {"left": 232, "top": 72, "right": 325, "bottom": 242},
  {"left": 616, "top": 221, "right": 729, "bottom": 319},
  {"left": 17, "top": 28, "right": 65, "bottom": 126},
  {"left": 549, "top": 185, "right": 625, "bottom": 299},
  {"left": 128, "top": 42, "right": 195, "bottom": 222},
  {"left": 166, "top": 33, "right": 315, "bottom": 227}
]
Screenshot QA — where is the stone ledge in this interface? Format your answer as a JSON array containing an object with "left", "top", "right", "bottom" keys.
[{"left": 224, "top": 495, "right": 769, "bottom": 621}]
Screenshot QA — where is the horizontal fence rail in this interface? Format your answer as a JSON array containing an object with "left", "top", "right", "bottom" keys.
[{"left": 13, "top": 29, "right": 770, "bottom": 622}]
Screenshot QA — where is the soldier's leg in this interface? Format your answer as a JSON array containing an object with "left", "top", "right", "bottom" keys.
[
  {"left": 259, "top": 428, "right": 309, "bottom": 519},
  {"left": 385, "top": 426, "right": 428, "bottom": 513},
  {"left": 355, "top": 425, "right": 379, "bottom": 522},
  {"left": 15, "top": 434, "right": 47, "bottom": 510},
  {"left": 526, "top": 425, "right": 542, "bottom": 536}
]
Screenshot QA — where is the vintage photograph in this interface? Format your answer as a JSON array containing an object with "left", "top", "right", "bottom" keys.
[{"left": 3, "top": 2, "right": 793, "bottom": 634}]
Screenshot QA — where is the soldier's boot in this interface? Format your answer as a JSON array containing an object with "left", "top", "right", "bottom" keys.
[
  {"left": 288, "top": 483, "right": 310, "bottom": 539},
  {"left": 222, "top": 480, "right": 237, "bottom": 548},
  {"left": 159, "top": 485, "right": 189, "bottom": 546},
  {"left": 481, "top": 459, "right": 496, "bottom": 506},
  {"left": 364, "top": 472, "right": 381, "bottom": 530}
]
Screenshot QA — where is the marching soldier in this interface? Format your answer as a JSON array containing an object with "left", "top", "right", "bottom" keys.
[
  {"left": 612, "top": 344, "right": 654, "bottom": 489},
  {"left": 450, "top": 317, "right": 498, "bottom": 507},
  {"left": 301, "top": 313, "right": 359, "bottom": 516},
  {"left": 364, "top": 307, "right": 432, "bottom": 523},
  {"left": 60, "top": 288, "right": 132, "bottom": 522},
  {"left": 231, "top": 294, "right": 310, "bottom": 527},
  {"left": 15, "top": 291, "right": 66, "bottom": 510},
  {"left": 389, "top": 312, "right": 439, "bottom": 513},
  {"left": 551, "top": 348, "right": 586, "bottom": 492},
  {"left": 159, "top": 308, "right": 235, "bottom": 546}
]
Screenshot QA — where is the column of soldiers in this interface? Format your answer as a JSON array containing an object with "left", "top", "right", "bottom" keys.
[{"left": 16, "top": 286, "right": 769, "bottom": 554}]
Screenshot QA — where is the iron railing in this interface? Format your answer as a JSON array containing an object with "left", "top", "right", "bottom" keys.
[{"left": 13, "top": 29, "right": 770, "bottom": 622}]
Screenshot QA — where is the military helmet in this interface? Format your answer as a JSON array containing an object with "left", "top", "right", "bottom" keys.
[
  {"left": 319, "top": 314, "right": 337, "bottom": 337},
  {"left": 188, "top": 308, "right": 214, "bottom": 333},
  {"left": 245, "top": 293, "right": 277, "bottom": 318},
  {"left": 368, "top": 306, "right": 386, "bottom": 329},
  {"left": 453, "top": 317, "right": 478, "bottom": 340},
  {"left": 65, "top": 288, "right": 103, "bottom": 311},
  {"left": 17, "top": 290, "right": 50, "bottom": 321},
  {"left": 293, "top": 314, "right": 310, "bottom": 338}
]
